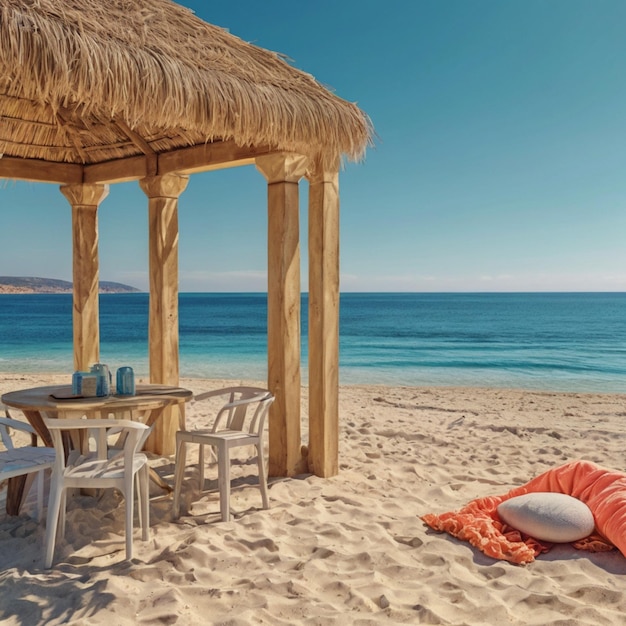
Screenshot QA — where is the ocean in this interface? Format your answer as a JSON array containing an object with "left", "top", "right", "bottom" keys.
[{"left": 0, "top": 292, "right": 625, "bottom": 393}]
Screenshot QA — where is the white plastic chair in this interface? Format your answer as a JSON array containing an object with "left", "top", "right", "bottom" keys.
[
  {"left": 0, "top": 405, "right": 55, "bottom": 521},
  {"left": 173, "top": 387, "right": 274, "bottom": 522},
  {"left": 43, "top": 417, "right": 150, "bottom": 568}
]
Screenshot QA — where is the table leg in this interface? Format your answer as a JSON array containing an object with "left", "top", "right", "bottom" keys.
[
  {"left": 149, "top": 469, "right": 173, "bottom": 492},
  {"left": 23, "top": 410, "right": 53, "bottom": 447},
  {"left": 6, "top": 476, "right": 27, "bottom": 516}
]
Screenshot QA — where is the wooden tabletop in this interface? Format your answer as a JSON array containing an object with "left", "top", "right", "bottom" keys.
[{"left": 1, "top": 384, "right": 193, "bottom": 413}]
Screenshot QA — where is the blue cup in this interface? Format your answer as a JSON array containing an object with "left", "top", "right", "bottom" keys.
[{"left": 116, "top": 366, "right": 135, "bottom": 396}]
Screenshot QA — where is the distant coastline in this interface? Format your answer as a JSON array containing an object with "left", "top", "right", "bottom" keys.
[{"left": 0, "top": 276, "right": 140, "bottom": 294}]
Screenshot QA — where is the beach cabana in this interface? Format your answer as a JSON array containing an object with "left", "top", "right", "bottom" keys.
[{"left": 0, "top": 0, "right": 372, "bottom": 478}]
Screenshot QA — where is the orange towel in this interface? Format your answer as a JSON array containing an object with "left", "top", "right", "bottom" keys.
[{"left": 421, "top": 460, "right": 622, "bottom": 564}]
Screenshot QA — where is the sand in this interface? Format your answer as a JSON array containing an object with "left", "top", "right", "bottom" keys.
[{"left": 1, "top": 372, "right": 626, "bottom": 625}]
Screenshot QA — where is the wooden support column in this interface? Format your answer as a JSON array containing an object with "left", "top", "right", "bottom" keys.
[
  {"left": 307, "top": 163, "right": 340, "bottom": 477},
  {"left": 256, "top": 153, "right": 308, "bottom": 477},
  {"left": 60, "top": 183, "right": 109, "bottom": 371},
  {"left": 139, "top": 173, "right": 189, "bottom": 455}
]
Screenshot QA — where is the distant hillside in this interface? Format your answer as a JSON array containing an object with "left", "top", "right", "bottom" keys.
[{"left": 0, "top": 276, "right": 141, "bottom": 294}]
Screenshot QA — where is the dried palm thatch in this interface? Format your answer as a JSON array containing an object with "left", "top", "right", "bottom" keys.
[{"left": 0, "top": 0, "right": 373, "bottom": 172}]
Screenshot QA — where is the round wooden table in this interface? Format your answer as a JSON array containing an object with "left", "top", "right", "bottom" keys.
[{"left": 1, "top": 384, "right": 193, "bottom": 515}]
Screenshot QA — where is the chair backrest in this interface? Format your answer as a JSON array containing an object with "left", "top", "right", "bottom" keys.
[
  {"left": 194, "top": 387, "right": 274, "bottom": 435},
  {"left": 1, "top": 403, "right": 16, "bottom": 449},
  {"left": 0, "top": 404, "right": 38, "bottom": 450},
  {"left": 0, "top": 417, "right": 16, "bottom": 450},
  {"left": 42, "top": 418, "right": 149, "bottom": 476}
]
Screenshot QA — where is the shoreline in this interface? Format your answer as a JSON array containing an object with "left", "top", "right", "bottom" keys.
[
  {"left": 2, "top": 373, "right": 626, "bottom": 624},
  {"left": 2, "top": 370, "right": 626, "bottom": 396}
]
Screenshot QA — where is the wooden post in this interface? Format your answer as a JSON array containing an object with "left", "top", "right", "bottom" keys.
[
  {"left": 139, "top": 173, "right": 189, "bottom": 455},
  {"left": 256, "top": 153, "right": 308, "bottom": 477},
  {"left": 307, "top": 163, "right": 340, "bottom": 477},
  {"left": 60, "top": 183, "right": 109, "bottom": 371}
]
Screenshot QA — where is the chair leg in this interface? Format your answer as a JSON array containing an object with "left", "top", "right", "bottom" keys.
[
  {"left": 172, "top": 437, "right": 186, "bottom": 518},
  {"left": 35, "top": 470, "right": 44, "bottom": 522},
  {"left": 256, "top": 444, "right": 269, "bottom": 510},
  {"left": 135, "top": 472, "right": 142, "bottom": 530},
  {"left": 217, "top": 443, "right": 230, "bottom": 522},
  {"left": 58, "top": 489, "right": 67, "bottom": 539},
  {"left": 125, "top": 479, "right": 134, "bottom": 561},
  {"left": 140, "top": 465, "right": 149, "bottom": 541},
  {"left": 44, "top": 480, "right": 63, "bottom": 569},
  {"left": 198, "top": 443, "right": 204, "bottom": 491}
]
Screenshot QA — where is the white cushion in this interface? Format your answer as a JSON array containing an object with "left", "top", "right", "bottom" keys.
[{"left": 497, "top": 492, "right": 595, "bottom": 543}]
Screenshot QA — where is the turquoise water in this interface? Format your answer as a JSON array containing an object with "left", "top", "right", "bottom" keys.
[{"left": 1, "top": 292, "right": 625, "bottom": 392}]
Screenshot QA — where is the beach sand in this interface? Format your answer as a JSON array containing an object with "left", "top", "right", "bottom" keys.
[{"left": 1, "top": 372, "right": 626, "bottom": 624}]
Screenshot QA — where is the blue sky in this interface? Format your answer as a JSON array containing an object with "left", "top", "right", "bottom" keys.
[{"left": 3, "top": 0, "right": 626, "bottom": 292}]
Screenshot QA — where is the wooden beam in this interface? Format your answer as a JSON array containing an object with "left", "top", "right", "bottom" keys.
[
  {"left": 0, "top": 157, "right": 83, "bottom": 184},
  {"left": 0, "top": 141, "right": 277, "bottom": 185},
  {"left": 158, "top": 141, "right": 273, "bottom": 175},
  {"left": 139, "top": 173, "right": 189, "bottom": 456},
  {"left": 113, "top": 119, "right": 158, "bottom": 176},
  {"left": 83, "top": 141, "right": 275, "bottom": 183},
  {"left": 56, "top": 110, "right": 90, "bottom": 163},
  {"left": 256, "top": 153, "right": 309, "bottom": 477},
  {"left": 307, "top": 165, "right": 340, "bottom": 478},
  {"left": 84, "top": 155, "right": 149, "bottom": 184},
  {"left": 113, "top": 118, "right": 157, "bottom": 156},
  {"left": 60, "top": 183, "right": 110, "bottom": 371}
]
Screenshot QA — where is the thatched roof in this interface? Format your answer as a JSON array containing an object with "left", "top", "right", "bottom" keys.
[{"left": 0, "top": 0, "right": 372, "bottom": 173}]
